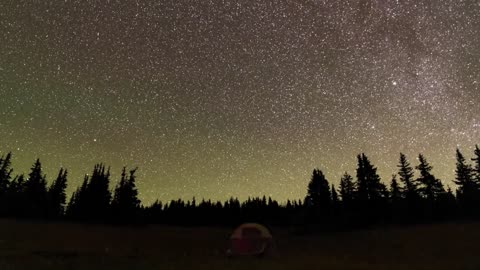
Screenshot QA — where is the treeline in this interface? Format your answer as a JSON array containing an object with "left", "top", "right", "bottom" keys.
[{"left": 0, "top": 145, "right": 479, "bottom": 228}]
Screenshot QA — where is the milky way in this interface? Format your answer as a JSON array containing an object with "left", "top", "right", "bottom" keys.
[{"left": 0, "top": 0, "right": 479, "bottom": 204}]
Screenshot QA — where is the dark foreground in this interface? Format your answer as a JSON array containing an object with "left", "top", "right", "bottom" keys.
[{"left": 1, "top": 219, "right": 479, "bottom": 270}]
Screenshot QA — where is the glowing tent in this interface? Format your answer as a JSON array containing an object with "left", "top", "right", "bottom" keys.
[{"left": 227, "top": 223, "right": 274, "bottom": 256}]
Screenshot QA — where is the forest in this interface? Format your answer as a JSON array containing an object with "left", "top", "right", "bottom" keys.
[{"left": 0, "top": 145, "right": 479, "bottom": 229}]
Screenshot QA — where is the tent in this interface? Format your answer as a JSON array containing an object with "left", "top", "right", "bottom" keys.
[{"left": 227, "top": 223, "right": 274, "bottom": 256}]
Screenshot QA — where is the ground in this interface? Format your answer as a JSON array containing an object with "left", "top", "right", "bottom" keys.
[{"left": 0, "top": 219, "right": 479, "bottom": 270}]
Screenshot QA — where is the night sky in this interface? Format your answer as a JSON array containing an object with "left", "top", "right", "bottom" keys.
[{"left": 1, "top": 0, "right": 479, "bottom": 204}]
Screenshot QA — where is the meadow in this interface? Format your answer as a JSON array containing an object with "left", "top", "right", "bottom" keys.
[{"left": 0, "top": 219, "right": 479, "bottom": 270}]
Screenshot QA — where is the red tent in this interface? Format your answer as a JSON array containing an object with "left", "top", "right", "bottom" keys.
[{"left": 227, "top": 223, "right": 274, "bottom": 256}]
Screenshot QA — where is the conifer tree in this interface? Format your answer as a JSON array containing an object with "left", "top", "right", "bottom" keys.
[
  {"left": 48, "top": 168, "right": 68, "bottom": 218},
  {"left": 472, "top": 145, "right": 480, "bottom": 185},
  {"left": 305, "top": 169, "right": 331, "bottom": 222},
  {"left": 7, "top": 175, "right": 25, "bottom": 217},
  {"left": 84, "top": 164, "right": 112, "bottom": 220},
  {"left": 67, "top": 165, "right": 112, "bottom": 221},
  {"left": 390, "top": 174, "right": 402, "bottom": 202},
  {"left": 331, "top": 184, "right": 339, "bottom": 214},
  {"left": 111, "top": 167, "right": 141, "bottom": 222},
  {"left": 454, "top": 149, "right": 478, "bottom": 212},
  {"left": 339, "top": 172, "right": 355, "bottom": 204},
  {"left": 0, "top": 153, "right": 13, "bottom": 215},
  {"left": 305, "top": 169, "right": 331, "bottom": 208},
  {"left": 24, "top": 159, "right": 48, "bottom": 218},
  {"left": 331, "top": 184, "right": 338, "bottom": 205},
  {"left": 397, "top": 153, "right": 418, "bottom": 200},
  {"left": 416, "top": 154, "right": 445, "bottom": 201},
  {"left": 356, "top": 154, "right": 387, "bottom": 202},
  {"left": 66, "top": 175, "right": 88, "bottom": 219},
  {"left": 0, "top": 152, "right": 13, "bottom": 194}
]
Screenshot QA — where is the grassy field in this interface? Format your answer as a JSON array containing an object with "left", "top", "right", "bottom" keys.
[{"left": 0, "top": 219, "right": 479, "bottom": 270}]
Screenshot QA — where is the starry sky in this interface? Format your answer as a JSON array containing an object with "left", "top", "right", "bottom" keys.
[{"left": 0, "top": 0, "right": 479, "bottom": 204}]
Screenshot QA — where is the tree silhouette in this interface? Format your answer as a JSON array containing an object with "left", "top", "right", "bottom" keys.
[
  {"left": 305, "top": 169, "right": 331, "bottom": 223},
  {"left": 23, "top": 159, "right": 48, "bottom": 218},
  {"left": 305, "top": 169, "right": 331, "bottom": 208},
  {"left": 331, "top": 184, "right": 339, "bottom": 204},
  {"left": 390, "top": 175, "right": 402, "bottom": 202},
  {"left": 7, "top": 174, "right": 25, "bottom": 217},
  {"left": 356, "top": 154, "right": 388, "bottom": 202},
  {"left": 111, "top": 167, "right": 141, "bottom": 222},
  {"left": 48, "top": 168, "right": 68, "bottom": 218},
  {"left": 389, "top": 174, "right": 402, "bottom": 221},
  {"left": 356, "top": 154, "right": 388, "bottom": 223},
  {"left": 339, "top": 172, "right": 355, "bottom": 209},
  {"left": 331, "top": 184, "right": 339, "bottom": 215},
  {"left": 85, "top": 164, "right": 112, "bottom": 220},
  {"left": 67, "top": 164, "right": 112, "bottom": 221},
  {"left": 416, "top": 154, "right": 445, "bottom": 201},
  {"left": 454, "top": 149, "right": 478, "bottom": 215},
  {"left": 472, "top": 145, "right": 480, "bottom": 185},
  {"left": 0, "top": 152, "right": 13, "bottom": 215},
  {"left": 3, "top": 147, "right": 480, "bottom": 228},
  {"left": 397, "top": 153, "right": 418, "bottom": 201}
]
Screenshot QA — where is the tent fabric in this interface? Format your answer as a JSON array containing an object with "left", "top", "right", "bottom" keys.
[
  {"left": 230, "top": 223, "right": 272, "bottom": 239},
  {"left": 228, "top": 223, "right": 273, "bottom": 256}
]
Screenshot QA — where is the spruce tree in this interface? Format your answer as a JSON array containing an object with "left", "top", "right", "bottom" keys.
[
  {"left": 84, "top": 164, "right": 112, "bottom": 220},
  {"left": 331, "top": 184, "right": 339, "bottom": 215},
  {"left": 7, "top": 175, "right": 25, "bottom": 217},
  {"left": 416, "top": 154, "right": 445, "bottom": 201},
  {"left": 305, "top": 169, "right": 331, "bottom": 220},
  {"left": 331, "top": 184, "right": 339, "bottom": 205},
  {"left": 111, "top": 167, "right": 141, "bottom": 222},
  {"left": 0, "top": 152, "right": 13, "bottom": 195},
  {"left": 0, "top": 153, "right": 13, "bottom": 215},
  {"left": 356, "top": 154, "right": 368, "bottom": 203},
  {"left": 48, "top": 168, "right": 68, "bottom": 218},
  {"left": 24, "top": 159, "right": 48, "bottom": 218},
  {"left": 339, "top": 172, "right": 355, "bottom": 204},
  {"left": 390, "top": 174, "right": 402, "bottom": 202},
  {"left": 356, "top": 154, "right": 387, "bottom": 202},
  {"left": 454, "top": 149, "right": 478, "bottom": 213},
  {"left": 305, "top": 169, "right": 331, "bottom": 207},
  {"left": 67, "top": 165, "right": 112, "bottom": 221},
  {"left": 472, "top": 145, "right": 480, "bottom": 185},
  {"left": 389, "top": 174, "right": 402, "bottom": 221},
  {"left": 356, "top": 154, "right": 388, "bottom": 223},
  {"left": 397, "top": 153, "right": 418, "bottom": 200}
]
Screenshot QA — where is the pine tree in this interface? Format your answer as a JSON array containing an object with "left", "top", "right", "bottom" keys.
[
  {"left": 66, "top": 175, "right": 88, "bottom": 219},
  {"left": 339, "top": 172, "right": 355, "bottom": 204},
  {"left": 24, "top": 159, "right": 48, "bottom": 218},
  {"left": 331, "top": 184, "right": 339, "bottom": 205},
  {"left": 355, "top": 154, "right": 388, "bottom": 223},
  {"left": 454, "top": 149, "right": 478, "bottom": 213},
  {"left": 472, "top": 145, "right": 480, "bottom": 185},
  {"left": 0, "top": 152, "right": 13, "bottom": 194},
  {"left": 84, "top": 164, "right": 112, "bottom": 220},
  {"left": 390, "top": 175, "right": 402, "bottom": 202},
  {"left": 331, "top": 184, "right": 339, "bottom": 214},
  {"left": 416, "top": 154, "right": 445, "bottom": 201},
  {"left": 111, "top": 167, "right": 141, "bottom": 222},
  {"left": 67, "top": 164, "right": 112, "bottom": 221},
  {"left": 7, "top": 174, "right": 25, "bottom": 217},
  {"left": 305, "top": 169, "right": 331, "bottom": 221},
  {"left": 436, "top": 185, "right": 458, "bottom": 219},
  {"left": 397, "top": 153, "right": 418, "bottom": 200},
  {"left": 0, "top": 153, "right": 13, "bottom": 215},
  {"left": 305, "top": 169, "right": 331, "bottom": 208},
  {"left": 356, "top": 154, "right": 368, "bottom": 203},
  {"left": 356, "top": 154, "right": 387, "bottom": 202},
  {"left": 48, "top": 168, "right": 68, "bottom": 218}
]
